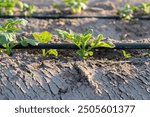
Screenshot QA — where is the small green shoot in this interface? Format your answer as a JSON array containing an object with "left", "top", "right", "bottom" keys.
[
  {"left": 22, "top": 3, "right": 37, "bottom": 16},
  {"left": 0, "top": 33, "right": 17, "bottom": 55},
  {"left": 56, "top": 29, "right": 115, "bottom": 59},
  {"left": 32, "top": 31, "right": 58, "bottom": 57},
  {"left": 140, "top": 2, "right": 150, "bottom": 14},
  {"left": 122, "top": 50, "right": 131, "bottom": 58},
  {"left": 63, "top": 0, "right": 88, "bottom": 13},
  {"left": 116, "top": 3, "right": 138, "bottom": 20}
]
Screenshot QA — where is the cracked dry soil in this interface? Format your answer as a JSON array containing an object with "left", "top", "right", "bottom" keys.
[
  {"left": 0, "top": 49, "right": 150, "bottom": 100},
  {"left": 0, "top": 0, "right": 150, "bottom": 100}
]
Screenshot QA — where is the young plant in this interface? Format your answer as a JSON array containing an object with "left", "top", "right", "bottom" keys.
[
  {"left": 63, "top": 0, "right": 88, "bottom": 13},
  {"left": 0, "top": 0, "right": 23, "bottom": 15},
  {"left": 0, "top": 0, "right": 36, "bottom": 16},
  {"left": 122, "top": 50, "right": 131, "bottom": 58},
  {"left": 0, "top": 19, "right": 28, "bottom": 55},
  {"left": 56, "top": 29, "right": 115, "bottom": 59},
  {"left": 32, "top": 31, "right": 58, "bottom": 57},
  {"left": 0, "top": 18, "right": 28, "bottom": 32},
  {"left": 22, "top": 3, "right": 37, "bottom": 16},
  {"left": 140, "top": 2, "right": 150, "bottom": 14},
  {"left": 116, "top": 3, "right": 138, "bottom": 20},
  {"left": 0, "top": 33, "right": 17, "bottom": 55}
]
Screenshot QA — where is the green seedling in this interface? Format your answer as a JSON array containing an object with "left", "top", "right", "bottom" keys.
[
  {"left": 63, "top": 0, "right": 88, "bottom": 13},
  {"left": 0, "top": 0, "right": 23, "bottom": 15},
  {"left": 22, "top": 3, "right": 37, "bottom": 16},
  {"left": 0, "top": 33, "right": 17, "bottom": 55},
  {"left": 116, "top": 3, "right": 138, "bottom": 20},
  {"left": 32, "top": 31, "right": 58, "bottom": 57},
  {"left": 140, "top": 2, "right": 150, "bottom": 14},
  {"left": 122, "top": 50, "right": 131, "bottom": 58},
  {"left": 0, "top": 0, "right": 36, "bottom": 15},
  {"left": 0, "top": 18, "right": 28, "bottom": 32},
  {"left": 0, "top": 19, "right": 28, "bottom": 55},
  {"left": 56, "top": 29, "right": 115, "bottom": 59}
]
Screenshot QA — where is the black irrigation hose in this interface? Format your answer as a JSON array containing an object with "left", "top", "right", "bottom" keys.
[
  {"left": 0, "top": 15, "right": 150, "bottom": 20},
  {"left": 0, "top": 43, "right": 150, "bottom": 49}
]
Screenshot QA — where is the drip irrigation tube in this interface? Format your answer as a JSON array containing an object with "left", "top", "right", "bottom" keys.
[
  {"left": 0, "top": 15, "right": 150, "bottom": 20},
  {"left": 0, "top": 43, "right": 150, "bottom": 49}
]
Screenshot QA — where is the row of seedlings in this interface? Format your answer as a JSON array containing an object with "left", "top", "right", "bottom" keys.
[
  {"left": 0, "top": 0, "right": 150, "bottom": 20},
  {"left": 0, "top": 19, "right": 115, "bottom": 59}
]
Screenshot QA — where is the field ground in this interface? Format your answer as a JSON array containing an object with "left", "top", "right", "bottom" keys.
[{"left": 0, "top": 0, "right": 150, "bottom": 100}]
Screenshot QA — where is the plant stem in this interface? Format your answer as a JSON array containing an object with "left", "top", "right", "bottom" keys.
[{"left": 42, "top": 49, "right": 46, "bottom": 56}]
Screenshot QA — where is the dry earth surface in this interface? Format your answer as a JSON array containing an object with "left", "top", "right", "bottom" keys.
[{"left": 0, "top": 0, "right": 150, "bottom": 100}]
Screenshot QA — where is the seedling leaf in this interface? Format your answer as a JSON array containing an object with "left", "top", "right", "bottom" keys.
[
  {"left": 122, "top": 50, "right": 131, "bottom": 58},
  {"left": 20, "top": 37, "right": 38, "bottom": 46},
  {"left": 33, "top": 31, "right": 52, "bottom": 43},
  {"left": 46, "top": 49, "right": 58, "bottom": 57}
]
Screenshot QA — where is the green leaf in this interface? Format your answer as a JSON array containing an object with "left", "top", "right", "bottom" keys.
[
  {"left": 122, "top": 50, "right": 131, "bottom": 58},
  {"left": 82, "top": 33, "right": 92, "bottom": 47},
  {"left": 90, "top": 41, "right": 95, "bottom": 47},
  {"left": 27, "top": 39, "right": 38, "bottom": 46},
  {"left": 55, "top": 29, "right": 68, "bottom": 39},
  {"left": 33, "top": 31, "right": 52, "bottom": 43},
  {"left": 0, "top": 33, "right": 15, "bottom": 44},
  {"left": 87, "top": 51, "right": 93, "bottom": 56},
  {"left": 76, "top": 50, "right": 84, "bottom": 58},
  {"left": 97, "top": 34, "right": 103, "bottom": 41},
  {"left": 16, "top": 0, "right": 24, "bottom": 10},
  {"left": 0, "top": 19, "right": 28, "bottom": 33},
  {"left": 46, "top": 49, "right": 58, "bottom": 57},
  {"left": 20, "top": 37, "right": 38, "bottom": 46},
  {"left": 20, "top": 39, "right": 28, "bottom": 46},
  {"left": 140, "top": 2, "right": 150, "bottom": 14},
  {"left": 92, "top": 34, "right": 104, "bottom": 47},
  {"left": 0, "top": 34, "right": 9, "bottom": 44},
  {"left": 98, "top": 42, "right": 115, "bottom": 48}
]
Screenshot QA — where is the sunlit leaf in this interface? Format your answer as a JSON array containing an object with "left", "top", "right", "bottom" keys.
[
  {"left": 33, "top": 31, "right": 52, "bottom": 43},
  {"left": 47, "top": 49, "right": 58, "bottom": 57}
]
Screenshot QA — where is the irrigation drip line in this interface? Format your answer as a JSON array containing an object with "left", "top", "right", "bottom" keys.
[
  {"left": 0, "top": 43, "right": 150, "bottom": 49},
  {"left": 0, "top": 15, "right": 150, "bottom": 20}
]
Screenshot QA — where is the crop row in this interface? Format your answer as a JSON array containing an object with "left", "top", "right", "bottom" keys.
[
  {"left": 117, "top": 3, "right": 150, "bottom": 20},
  {"left": 0, "top": 19, "right": 150, "bottom": 59},
  {"left": 0, "top": 0, "right": 150, "bottom": 20},
  {"left": 0, "top": 18, "right": 115, "bottom": 59}
]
